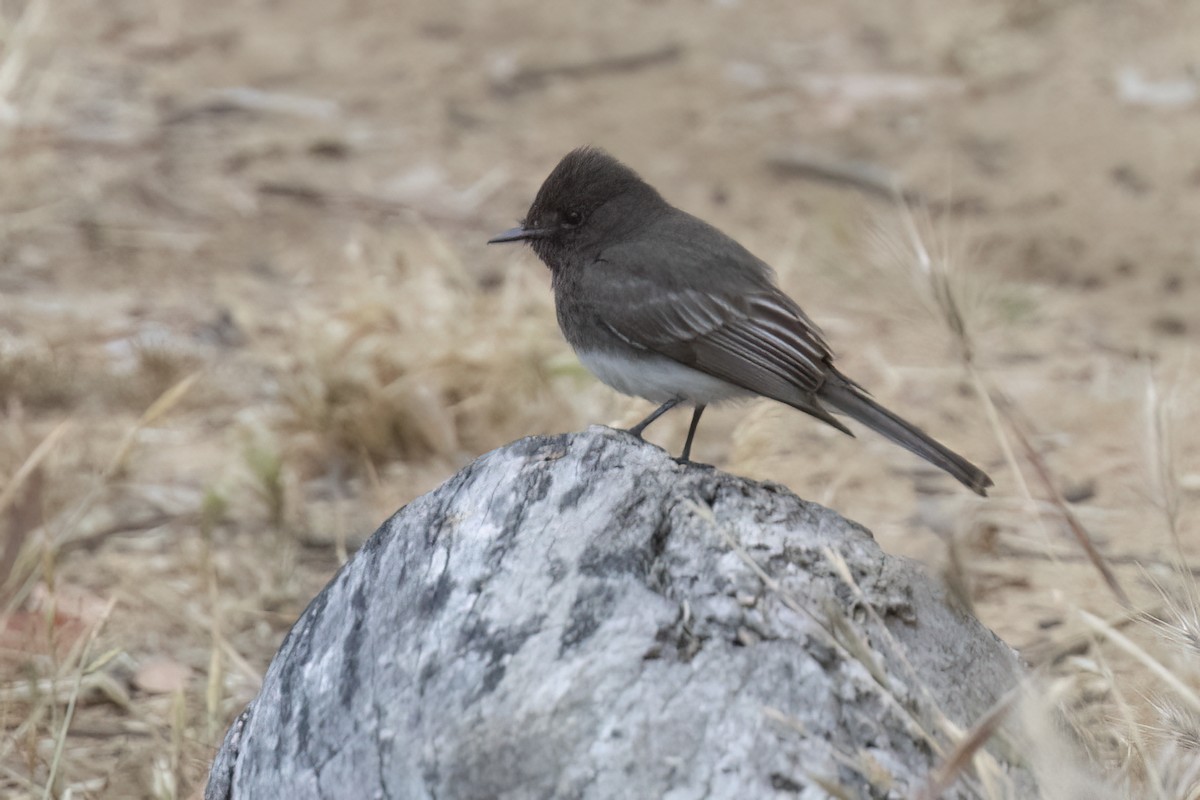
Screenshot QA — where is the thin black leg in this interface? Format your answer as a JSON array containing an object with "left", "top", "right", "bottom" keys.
[
  {"left": 627, "top": 399, "right": 680, "bottom": 438},
  {"left": 677, "top": 405, "right": 707, "bottom": 463}
]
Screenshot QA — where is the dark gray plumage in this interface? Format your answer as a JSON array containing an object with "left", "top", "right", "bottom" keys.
[{"left": 489, "top": 147, "right": 992, "bottom": 495}]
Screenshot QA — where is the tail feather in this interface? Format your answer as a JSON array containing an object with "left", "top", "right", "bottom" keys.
[{"left": 819, "top": 379, "right": 993, "bottom": 496}]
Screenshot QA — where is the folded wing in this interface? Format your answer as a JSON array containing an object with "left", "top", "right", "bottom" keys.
[{"left": 598, "top": 278, "right": 851, "bottom": 433}]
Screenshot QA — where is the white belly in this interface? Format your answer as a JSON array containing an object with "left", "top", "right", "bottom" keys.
[{"left": 576, "top": 349, "right": 749, "bottom": 405}]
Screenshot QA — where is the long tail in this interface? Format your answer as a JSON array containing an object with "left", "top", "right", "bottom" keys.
[{"left": 819, "top": 377, "right": 993, "bottom": 496}]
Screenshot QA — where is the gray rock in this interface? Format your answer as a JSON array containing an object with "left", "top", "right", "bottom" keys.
[{"left": 207, "top": 427, "right": 1031, "bottom": 800}]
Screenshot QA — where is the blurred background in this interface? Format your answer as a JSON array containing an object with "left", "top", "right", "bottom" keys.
[{"left": 0, "top": 0, "right": 1197, "bottom": 796}]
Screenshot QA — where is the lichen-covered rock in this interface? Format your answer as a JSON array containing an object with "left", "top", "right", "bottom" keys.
[{"left": 207, "top": 427, "right": 1031, "bottom": 799}]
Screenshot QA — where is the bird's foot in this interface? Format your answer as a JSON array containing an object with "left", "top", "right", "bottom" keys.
[
  {"left": 626, "top": 399, "right": 680, "bottom": 440},
  {"left": 672, "top": 456, "right": 714, "bottom": 469}
]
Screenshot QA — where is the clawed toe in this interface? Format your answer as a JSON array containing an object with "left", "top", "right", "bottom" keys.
[{"left": 673, "top": 456, "right": 714, "bottom": 469}]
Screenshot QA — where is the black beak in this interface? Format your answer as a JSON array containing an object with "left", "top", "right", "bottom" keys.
[{"left": 487, "top": 225, "right": 551, "bottom": 244}]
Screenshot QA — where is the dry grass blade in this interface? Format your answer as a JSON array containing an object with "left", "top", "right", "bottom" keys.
[
  {"left": 1141, "top": 369, "right": 1197, "bottom": 663},
  {"left": 993, "top": 392, "right": 1131, "bottom": 608},
  {"left": 0, "top": 418, "right": 70, "bottom": 520},
  {"left": 822, "top": 547, "right": 961, "bottom": 727},
  {"left": 1080, "top": 610, "right": 1200, "bottom": 715},
  {"left": 822, "top": 546, "right": 1020, "bottom": 772},
  {"left": 0, "top": 420, "right": 70, "bottom": 608},
  {"left": 917, "top": 686, "right": 1021, "bottom": 800},
  {"left": 41, "top": 596, "right": 118, "bottom": 800},
  {"left": 1142, "top": 370, "right": 1182, "bottom": 551},
  {"left": 33, "top": 368, "right": 197, "bottom": 533},
  {"left": 821, "top": 597, "right": 889, "bottom": 686},
  {"left": 218, "top": 634, "right": 264, "bottom": 687},
  {"left": 0, "top": 466, "right": 40, "bottom": 601},
  {"left": 824, "top": 548, "right": 1027, "bottom": 798},
  {"left": 894, "top": 196, "right": 973, "bottom": 361},
  {"left": 104, "top": 370, "right": 201, "bottom": 478},
  {"left": 1092, "top": 643, "right": 1170, "bottom": 800},
  {"left": 202, "top": 490, "right": 228, "bottom": 743}
]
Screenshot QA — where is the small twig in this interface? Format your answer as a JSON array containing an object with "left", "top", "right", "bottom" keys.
[
  {"left": 257, "top": 181, "right": 487, "bottom": 226},
  {"left": 492, "top": 43, "right": 683, "bottom": 95},
  {"left": 162, "top": 86, "right": 339, "bottom": 125},
  {"left": 58, "top": 513, "right": 188, "bottom": 555},
  {"left": 257, "top": 181, "right": 328, "bottom": 208},
  {"left": 767, "top": 148, "right": 924, "bottom": 205},
  {"left": 0, "top": 670, "right": 130, "bottom": 708}
]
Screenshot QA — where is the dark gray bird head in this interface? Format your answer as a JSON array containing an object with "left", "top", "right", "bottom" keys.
[{"left": 488, "top": 147, "right": 666, "bottom": 267}]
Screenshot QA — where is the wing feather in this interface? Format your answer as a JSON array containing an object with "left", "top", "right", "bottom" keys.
[{"left": 601, "top": 283, "right": 834, "bottom": 402}]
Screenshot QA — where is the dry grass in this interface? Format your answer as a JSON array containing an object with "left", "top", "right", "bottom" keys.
[
  {"left": 0, "top": 0, "right": 1197, "bottom": 797},
  {"left": 886, "top": 202, "right": 1200, "bottom": 799}
]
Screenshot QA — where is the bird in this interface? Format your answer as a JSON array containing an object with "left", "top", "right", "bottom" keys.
[{"left": 488, "top": 147, "right": 993, "bottom": 495}]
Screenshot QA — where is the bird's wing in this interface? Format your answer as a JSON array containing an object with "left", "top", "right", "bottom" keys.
[{"left": 594, "top": 269, "right": 849, "bottom": 431}]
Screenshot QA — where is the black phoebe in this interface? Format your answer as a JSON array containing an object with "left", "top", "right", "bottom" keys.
[{"left": 489, "top": 147, "right": 993, "bottom": 495}]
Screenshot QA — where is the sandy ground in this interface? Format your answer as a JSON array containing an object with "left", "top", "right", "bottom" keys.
[{"left": 0, "top": 0, "right": 1197, "bottom": 796}]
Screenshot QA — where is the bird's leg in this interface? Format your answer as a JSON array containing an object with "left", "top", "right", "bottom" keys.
[
  {"left": 676, "top": 405, "right": 707, "bottom": 464},
  {"left": 627, "top": 399, "right": 680, "bottom": 439}
]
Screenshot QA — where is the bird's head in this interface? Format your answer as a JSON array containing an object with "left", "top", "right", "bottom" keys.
[{"left": 488, "top": 147, "right": 664, "bottom": 266}]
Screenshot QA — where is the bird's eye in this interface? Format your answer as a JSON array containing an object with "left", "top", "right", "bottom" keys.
[{"left": 562, "top": 209, "right": 583, "bottom": 226}]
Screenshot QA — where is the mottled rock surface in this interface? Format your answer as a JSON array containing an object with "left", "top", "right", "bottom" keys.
[{"left": 207, "top": 427, "right": 1030, "bottom": 799}]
